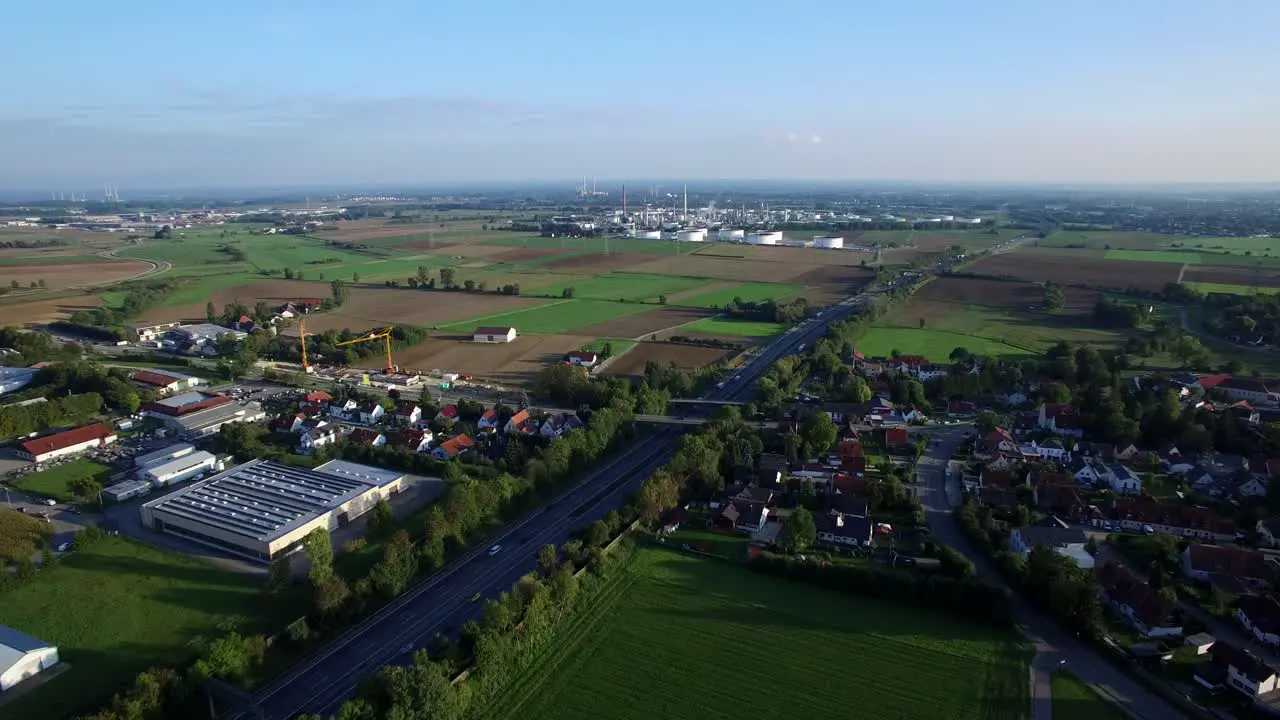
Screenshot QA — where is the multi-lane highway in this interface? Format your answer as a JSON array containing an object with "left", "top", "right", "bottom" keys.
[{"left": 241, "top": 285, "right": 886, "bottom": 719}]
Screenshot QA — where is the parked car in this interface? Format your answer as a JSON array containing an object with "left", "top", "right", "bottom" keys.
[
  {"left": 56, "top": 542, "right": 71, "bottom": 552},
  {"left": 43, "top": 498, "right": 56, "bottom": 506}
]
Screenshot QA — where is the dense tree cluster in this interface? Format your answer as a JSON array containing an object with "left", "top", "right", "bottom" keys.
[{"left": 720, "top": 296, "right": 810, "bottom": 325}]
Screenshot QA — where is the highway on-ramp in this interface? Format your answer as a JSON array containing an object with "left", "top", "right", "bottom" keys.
[{"left": 243, "top": 288, "right": 884, "bottom": 719}]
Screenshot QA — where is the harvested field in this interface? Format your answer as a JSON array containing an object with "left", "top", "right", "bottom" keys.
[
  {"left": 439, "top": 299, "right": 654, "bottom": 335},
  {"left": 604, "top": 342, "right": 734, "bottom": 377},
  {"left": 792, "top": 265, "right": 875, "bottom": 304},
  {"left": 722, "top": 245, "right": 875, "bottom": 265},
  {"left": 291, "top": 290, "right": 550, "bottom": 334},
  {"left": 135, "top": 280, "right": 334, "bottom": 324},
  {"left": 968, "top": 249, "right": 1180, "bottom": 291},
  {"left": 487, "top": 247, "right": 572, "bottom": 263},
  {"left": 429, "top": 244, "right": 527, "bottom": 260},
  {"left": 0, "top": 260, "right": 154, "bottom": 290},
  {"left": 371, "top": 333, "right": 590, "bottom": 385},
  {"left": 677, "top": 282, "right": 804, "bottom": 309},
  {"left": 540, "top": 252, "right": 649, "bottom": 273},
  {"left": 915, "top": 277, "right": 1099, "bottom": 312},
  {"left": 574, "top": 305, "right": 715, "bottom": 339},
  {"left": 1184, "top": 266, "right": 1280, "bottom": 289},
  {"left": 0, "top": 294, "right": 105, "bottom": 325}
]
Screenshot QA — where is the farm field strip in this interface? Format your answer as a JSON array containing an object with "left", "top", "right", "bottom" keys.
[
  {"left": 681, "top": 317, "right": 786, "bottom": 338},
  {"left": 528, "top": 272, "right": 708, "bottom": 302},
  {"left": 674, "top": 281, "right": 804, "bottom": 308},
  {"left": 854, "top": 326, "right": 1034, "bottom": 361},
  {"left": 439, "top": 299, "right": 656, "bottom": 335},
  {"left": 487, "top": 547, "right": 1030, "bottom": 720},
  {"left": 0, "top": 254, "right": 111, "bottom": 266},
  {"left": 603, "top": 342, "right": 735, "bottom": 376},
  {"left": 486, "top": 236, "right": 697, "bottom": 255},
  {"left": 1184, "top": 281, "right": 1279, "bottom": 296},
  {"left": 1102, "top": 249, "right": 1201, "bottom": 264}
]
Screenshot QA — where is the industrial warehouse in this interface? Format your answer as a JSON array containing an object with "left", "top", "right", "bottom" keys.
[
  {"left": 138, "top": 459, "right": 406, "bottom": 561},
  {"left": 141, "top": 391, "right": 266, "bottom": 438}
]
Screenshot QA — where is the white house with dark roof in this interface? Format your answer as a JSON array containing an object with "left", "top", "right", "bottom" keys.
[{"left": 0, "top": 625, "right": 59, "bottom": 691}]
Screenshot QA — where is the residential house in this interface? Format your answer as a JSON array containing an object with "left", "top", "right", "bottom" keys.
[
  {"left": 885, "top": 427, "right": 909, "bottom": 448},
  {"left": 838, "top": 438, "right": 865, "bottom": 474},
  {"left": 347, "top": 428, "right": 386, "bottom": 448},
  {"left": 831, "top": 473, "right": 869, "bottom": 497},
  {"left": 540, "top": 412, "right": 582, "bottom": 439},
  {"left": 355, "top": 401, "right": 385, "bottom": 425},
  {"left": 1238, "top": 476, "right": 1270, "bottom": 499},
  {"left": 1036, "top": 437, "right": 1068, "bottom": 461},
  {"left": 391, "top": 428, "right": 433, "bottom": 453},
  {"left": 1099, "top": 563, "right": 1183, "bottom": 638},
  {"left": 1183, "top": 544, "right": 1270, "bottom": 593},
  {"left": 297, "top": 425, "right": 339, "bottom": 454},
  {"left": 329, "top": 399, "right": 358, "bottom": 420},
  {"left": 304, "top": 390, "right": 333, "bottom": 404},
  {"left": 980, "top": 468, "right": 1024, "bottom": 490},
  {"left": 273, "top": 412, "right": 306, "bottom": 434},
  {"left": 713, "top": 502, "right": 769, "bottom": 534},
  {"left": 1032, "top": 474, "right": 1087, "bottom": 519},
  {"left": 914, "top": 364, "right": 948, "bottom": 382},
  {"left": 980, "top": 427, "right": 1018, "bottom": 457},
  {"left": 1094, "top": 497, "right": 1236, "bottom": 541},
  {"left": 393, "top": 403, "right": 422, "bottom": 425},
  {"left": 902, "top": 406, "right": 928, "bottom": 423},
  {"left": 758, "top": 453, "right": 788, "bottom": 484},
  {"left": 436, "top": 404, "right": 459, "bottom": 422},
  {"left": 566, "top": 350, "right": 598, "bottom": 367},
  {"left": 998, "top": 390, "right": 1028, "bottom": 407},
  {"left": 1097, "top": 463, "right": 1142, "bottom": 495},
  {"left": 977, "top": 486, "right": 1021, "bottom": 511},
  {"left": 1009, "top": 526, "right": 1094, "bottom": 568},
  {"left": 824, "top": 492, "right": 868, "bottom": 518},
  {"left": 478, "top": 409, "right": 501, "bottom": 432},
  {"left": 504, "top": 409, "right": 532, "bottom": 434},
  {"left": 1195, "top": 642, "right": 1280, "bottom": 698},
  {"left": 431, "top": 434, "right": 475, "bottom": 461},
  {"left": 1249, "top": 457, "right": 1280, "bottom": 482},
  {"left": 815, "top": 511, "right": 873, "bottom": 549},
  {"left": 1113, "top": 443, "right": 1141, "bottom": 462},
  {"left": 1236, "top": 596, "right": 1280, "bottom": 647}
]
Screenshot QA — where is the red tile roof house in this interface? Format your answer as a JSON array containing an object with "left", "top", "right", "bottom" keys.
[
  {"left": 884, "top": 427, "right": 909, "bottom": 448},
  {"left": 18, "top": 423, "right": 118, "bottom": 464},
  {"left": 436, "top": 404, "right": 459, "bottom": 421},
  {"left": 304, "top": 390, "right": 333, "bottom": 404},
  {"left": 1092, "top": 497, "right": 1237, "bottom": 542},
  {"left": 391, "top": 428, "right": 434, "bottom": 453},
  {"left": 1182, "top": 544, "right": 1270, "bottom": 594},
  {"left": 1098, "top": 563, "right": 1183, "bottom": 638},
  {"left": 1237, "top": 596, "right": 1280, "bottom": 648},
  {"left": 979, "top": 428, "right": 1017, "bottom": 458},
  {"left": 504, "top": 409, "right": 533, "bottom": 434},
  {"left": 431, "top": 434, "right": 475, "bottom": 461},
  {"left": 566, "top": 350, "right": 598, "bottom": 367}
]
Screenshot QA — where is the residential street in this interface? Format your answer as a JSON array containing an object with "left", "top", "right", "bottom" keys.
[{"left": 916, "top": 424, "right": 1179, "bottom": 719}]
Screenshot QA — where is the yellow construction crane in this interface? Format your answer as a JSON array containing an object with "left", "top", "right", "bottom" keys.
[
  {"left": 298, "top": 319, "right": 314, "bottom": 373},
  {"left": 335, "top": 326, "right": 397, "bottom": 374}
]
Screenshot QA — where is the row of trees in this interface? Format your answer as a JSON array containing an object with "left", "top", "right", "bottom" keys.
[{"left": 720, "top": 296, "right": 810, "bottom": 325}]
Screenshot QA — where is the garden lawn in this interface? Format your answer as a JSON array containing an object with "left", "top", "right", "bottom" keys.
[
  {"left": 676, "top": 281, "right": 803, "bottom": 308},
  {"left": 0, "top": 537, "right": 272, "bottom": 720},
  {"left": 440, "top": 299, "right": 654, "bottom": 335},
  {"left": 485, "top": 546, "right": 1031, "bottom": 720},
  {"left": 12, "top": 459, "right": 112, "bottom": 502},
  {"left": 1050, "top": 672, "right": 1129, "bottom": 720},
  {"left": 682, "top": 317, "right": 786, "bottom": 337}
]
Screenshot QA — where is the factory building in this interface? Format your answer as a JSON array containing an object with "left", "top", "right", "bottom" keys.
[
  {"left": 103, "top": 479, "right": 152, "bottom": 503},
  {"left": 813, "top": 236, "right": 844, "bottom": 249},
  {"left": 139, "top": 459, "right": 406, "bottom": 562},
  {"left": 0, "top": 625, "right": 59, "bottom": 692},
  {"left": 143, "top": 451, "right": 219, "bottom": 487},
  {"left": 134, "top": 443, "right": 196, "bottom": 469},
  {"left": 18, "top": 423, "right": 117, "bottom": 464},
  {"left": 142, "top": 392, "right": 265, "bottom": 438},
  {"left": 131, "top": 369, "right": 202, "bottom": 395},
  {"left": 473, "top": 326, "right": 518, "bottom": 343}
]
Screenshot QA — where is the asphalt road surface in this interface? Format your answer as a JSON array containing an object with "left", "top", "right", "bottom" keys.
[
  {"left": 918, "top": 427, "right": 1186, "bottom": 719},
  {"left": 242, "top": 281, "right": 886, "bottom": 719}
]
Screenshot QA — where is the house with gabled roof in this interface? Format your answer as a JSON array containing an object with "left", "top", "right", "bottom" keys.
[
  {"left": 431, "top": 434, "right": 475, "bottom": 460},
  {"left": 1236, "top": 596, "right": 1280, "bottom": 647},
  {"left": 980, "top": 427, "right": 1017, "bottom": 457},
  {"left": 1099, "top": 563, "right": 1182, "bottom": 638},
  {"left": 478, "top": 409, "right": 501, "bottom": 432},
  {"left": 393, "top": 402, "right": 422, "bottom": 425},
  {"left": 346, "top": 427, "right": 385, "bottom": 448},
  {"left": 505, "top": 409, "right": 533, "bottom": 434},
  {"left": 297, "top": 424, "right": 339, "bottom": 454},
  {"left": 391, "top": 427, "right": 433, "bottom": 453},
  {"left": 436, "top": 404, "right": 458, "bottom": 421},
  {"left": 1195, "top": 641, "right": 1280, "bottom": 698},
  {"left": 1183, "top": 544, "right": 1270, "bottom": 591}
]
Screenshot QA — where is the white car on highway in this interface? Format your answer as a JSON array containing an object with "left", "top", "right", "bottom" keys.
[{"left": 488, "top": 544, "right": 503, "bottom": 556}]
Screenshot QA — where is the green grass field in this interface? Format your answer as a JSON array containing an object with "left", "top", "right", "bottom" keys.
[
  {"left": 538, "top": 272, "right": 706, "bottom": 302},
  {"left": 0, "top": 537, "right": 274, "bottom": 720},
  {"left": 1185, "top": 281, "right": 1279, "bottom": 296},
  {"left": 682, "top": 317, "right": 787, "bottom": 337},
  {"left": 855, "top": 327, "right": 1032, "bottom": 361},
  {"left": 1050, "top": 672, "right": 1128, "bottom": 720},
  {"left": 486, "top": 547, "right": 1031, "bottom": 720},
  {"left": 12, "top": 459, "right": 112, "bottom": 502},
  {"left": 580, "top": 337, "right": 638, "bottom": 356},
  {"left": 1103, "top": 249, "right": 1201, "bottom": 264},
  {"left": 676, "top": 282, "right": 804, "bottom": 308},
  {"left": 440, "top": 299, "right": 654, "bottom": 334}
]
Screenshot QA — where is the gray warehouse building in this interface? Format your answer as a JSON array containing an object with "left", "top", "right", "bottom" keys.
[{"left": 138, "top": 459, "right": 405, "bottom": 561}]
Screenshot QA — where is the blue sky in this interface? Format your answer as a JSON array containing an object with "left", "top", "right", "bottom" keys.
[{"left": 2, "top": 0, "right": 1278, "bottom": 189}]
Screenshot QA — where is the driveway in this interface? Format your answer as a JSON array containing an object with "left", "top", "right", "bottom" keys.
[{"left": 919, "top": 426, "right": 1185, "bottom": 719}]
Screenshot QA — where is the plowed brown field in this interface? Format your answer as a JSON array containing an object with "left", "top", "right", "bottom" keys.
[
  {"left": 0, "top": 260, "right": 154, "bottom": 290},
  {"left": 542, "top": 252, "right": 649, "bottom": 272},
  {"left": 1184, "top": 266, "right": 1280, "bottom": 289},
  {"left": 914, "top": 277, "right": 1099, "bottom": 312},
  {"left": 369, "top": 333, "right": 589, "bottom": 385},
  {"left": 575, "top": 306, "right": 715, "bottom": 339},
  {"left": 968, "top": 250, "right": 1180, "bottom": 291}
]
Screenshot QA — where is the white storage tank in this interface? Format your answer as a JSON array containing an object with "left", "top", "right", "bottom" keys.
[
  {"left": 718, "top": 228, "right": 745, "bottom": 241},
  {"left": 747, "top": 231, "right": 781, "bottom": 245},
  {"left": 676, "top": 229, "right": 707, "bottom": 243},
  {"left": 636, "top": 230, "right": 662, "bottom": 239},
  {"left": 814, "top": 236, "right": 844, "bottom": 249}
]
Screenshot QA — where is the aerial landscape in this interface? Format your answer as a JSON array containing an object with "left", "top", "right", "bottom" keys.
[{"left": 2, "top": 2, "right": 1280, "bottom": 720}]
